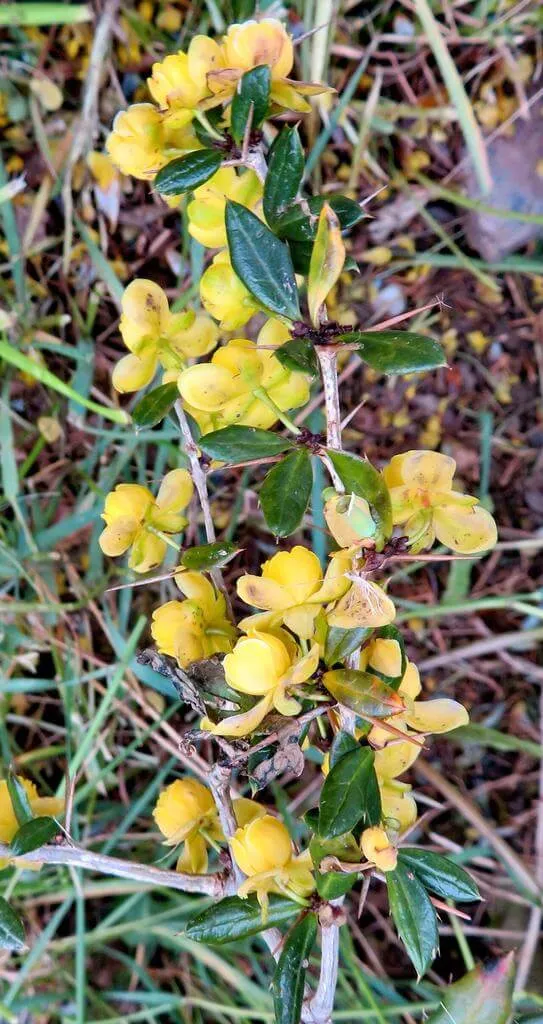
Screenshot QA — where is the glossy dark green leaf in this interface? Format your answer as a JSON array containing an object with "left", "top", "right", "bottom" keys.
[
  {"left": 185, "top": 894, "right": 299, "bottom": 944},
  {"left": 326, "top": 449, "right": 393, "bottom": 545},
  {"left": 318, "top": 747, "right": 381, "bottom": 838},
  {"left": 288, "top": 239, "right": 313, "bottom": 275},
  {"left": 275, "top": 337, "right": 318, "bottom": 377},
  {"left": 339, "top": 330, "right": 447, "bottom": 376},
  {"left": 180, "top": 541, "right": 239, "bottom": 571},
  {"left": 316, "top": 869, "right": 356, "bottom": 899},
  {"left": 398, "top": 849, "right": 480, "bottom": 903},
  {"left": 10, "top": 816, "right": 58, "bottom": 856},
  {"left": 132, "top": 382, "right": 179, "bottom": 428},
  {"left": 387, "top": 863, "right": 439, "bottom": 979},
  {"left": 322, "top": 669, "right": 405, "bottom": 719},
  {"left": 6, "top": 771, "right": 33, "bottom": 826},
  {"left": 0, "top": 898, "right": 25, "bottom": 953},
  {"left": 329, "top": 730, "right": 359, "bottom": 768},
  {"left": 275, "top": 195, "right": 365, "bottom": 241},
  {"left": 199, "top": 425, "right": 294, "bottom": 462},
  {"left": 226, "top": 201, "right": 301, "bottom": 321},
  {"left": 264, "top": 126, "right": 304, "bottom": 228},
  {"left": 154, "top": 149, "right": 222, "bottom": 196},
  {"left": 427, "top": 954, "right": 515, "bottom": 1024},
  {"left": 324, "top": 625, "right": 373, "bottom": 667},
  {"left": 272, "top": 913, "right": 318, "bottom": 1024},
  {"left": 231, "top": 65, "right": 271, "bottom": 144},
  {"left": 309, "top": 831, "right": 361, "bottom": 870},
  {"left": 260, "top": 450, "right": 312, "bottom": 537}
]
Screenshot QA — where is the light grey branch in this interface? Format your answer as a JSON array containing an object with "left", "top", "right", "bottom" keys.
[
  {"left": 207, "top": 763, "right": 244, "bottom": 888},
  {"left": 0, "top": 843, "right": 232, "bottom": 897},
  {"left": 316, "top": 348, "right": 342, "bottom": 451},
  {"left": 303, "top": 904, "right": 344, "bottom": 1024}
]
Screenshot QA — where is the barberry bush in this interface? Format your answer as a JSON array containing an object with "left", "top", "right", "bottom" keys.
[{"left": 1, "top": 9, "right": 513, "bottom": 1024}]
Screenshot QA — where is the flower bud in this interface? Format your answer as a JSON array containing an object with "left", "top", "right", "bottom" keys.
[
  {"left": 360, "top": 826, "right": 397, "bottom": 872},
  {"left": 231, "top": 815, "right": 293, "bottom": 876}
]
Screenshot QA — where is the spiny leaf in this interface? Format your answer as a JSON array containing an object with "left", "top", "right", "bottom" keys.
[
  {"left": 154, "top": 150, "right": 222, "bottom": 197},
  {"left": 319, "top": 746, "right": 381, "bottom": 838},
  {"left": 199, "top": 425, "right": 294, "bottom": 462},
  {"left": 264, "top": 126, "right": 304, "bottom": 228},
  {"left": 185, "top": 895, "right": 299, "bottom": 944},
  {"left": 132, "top": 382, "right": 179, "bottom": 428},
  {"left": 272, "top": 914, "right": 318, "bottom": 1024},
  {"left": 226, "top": 201, "right": 300, "bottom": 321},
  {"left": 180, "top": 541, "right": 239, "bottom": 571},
  {"left": 260, "top": 450, "right": 312, "bottom": 537},
  {"left": 0, "top": 898, "right": 25, "bottom": 953},
  {"left": 10, "top": 816, "right": 58, "bottom": 856},
  {"left": 398, "top": 849, "right": 480, "bottom": 903},
  {"left": 339, "top": 330, "right": 447, "bottom": 376},
  {"left": 387, "top": 863, "right": 439, "bottom": 979},
  {"left": 231, "top": 65, "right": 271, "bottom": 145}
]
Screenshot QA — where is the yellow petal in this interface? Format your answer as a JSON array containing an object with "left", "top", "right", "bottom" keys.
[
  {"left": 283, "top": 605, "right": 320, "bottom": 639},
  {"left": 311, "top": 550, "right": 352, "bottom": 603},
  {"left": 102, "top": 483, "right": 153, "bottom": 525},
  {"left": 177, "top": 363, "right": 245, "bottom": 411},
  {"left": 177, "top": 832, "right": 209, "bottom": 874},
  {"left": 327, "top": 580, "right": 396, "bottom": 629},
  {"left": 153, "top": 778, "right": 214, "bottom": 840},
  {"left": 120, "top": 279, "right": 168, "bottom": 351},
  {"left": 233, "top": 797, "right": 267, "bottom": 828},
  {"left": 281, "top": 644, "right": 319, "bottom": 687},
  {"left": 360, "top": 826, "right": 397, "bottom": 872},
  {"left": 237, "top": 573, "right": 290, "bottom": 612},
  {"left": 155, "top": 468, "right": 194, "bottom": 514},
  {"left": 223, "top": 635, "right": 286, "bottom": 695},
  {"left": 205, "top": 692, "right": 274, "bottom": 737},
  {"left": 404, "top": 698, "right": 469, "bottom": 734},
  {"left": 188, "top": 35, "right": 224, "bottom": 92},
  {"left": 432, "top": 503, "right": 497, "bottom": 554},
  {"left": 263, "top": 546, "right": 322, "bottom": 603},
  {"left": 128, "top": 529, "right": 167, "bottom": 573},
  {"left": 373, "top": 737, "right": 421, "bottom": 779},
  {"left": 99, "top": 519, "right": 137, "bottom": 557},
  {"left": 380, "top": 782, "right": 417, "bottom": 833},
  {"left": 383, "top": 450, "right": 456, "bottom": 492},
  {"left": 112, "top": 352, "right": 158, "bottom": 393},
  {"left": 361, "top": 638, "right": 402, "bottom": 678},
  {"left": 174, "top": 570, "right": 217, "bottom": 615},
  {"left": 151, "top": 600, "right": 204, "bottom": 658}
]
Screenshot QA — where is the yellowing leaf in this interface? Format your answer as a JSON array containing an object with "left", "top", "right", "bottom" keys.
[
  {"left": 30, "top": 77, "right": 63, "bottom": 112},
  {"left": 307, "top": 203, "right": 345, "bottom": 327}
]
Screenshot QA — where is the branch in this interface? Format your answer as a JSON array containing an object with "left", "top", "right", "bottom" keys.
[
  {"left": 304, "top": 921, "right": 341, "bottom": 1024},
  {"left": 0, "top": 843, "right": 233, "bottom": 897},
  {"left": 316, "top": 348, "right": 342, "bottom": 450},
  {"left": 207, "top": 763, "right": 245, "bottom": 889}
]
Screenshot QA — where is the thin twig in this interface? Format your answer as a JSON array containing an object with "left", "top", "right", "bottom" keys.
[
  {"left": 515, "top": 679, "right": 543, "bottom": 990},
  {"left": 207, "top": 762, "right": 244, "bottom": 889},
  {"left": 0, "top": 842, "right": 232, "bottom": 897},
  {"left": 305, "top": 908, "right": 343, "bottom": 1024}
]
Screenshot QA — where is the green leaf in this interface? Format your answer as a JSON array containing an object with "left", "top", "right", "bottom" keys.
[
  {"left": 199, "top": 425, "right": 294, "bottom": 462},
  {"left": 10, "top": 816, "right": 58, "bottom": 856},
  {"left": 451, "top": 723, "right": 543, "bottom": 759},
  {"left": 387, "top": 863, "right": 439, "bottom": 978},
  {"left": 275, "top": 195, "right": 365, "bottom": 241},
  {"left": 154, "top": 149, "right": 223, "bottom": 196},
  {"left": 322, "top": 669, "right": 405, "bottom": 719},
  {"left": 308, "top": 204, "right": 345, "bottom": 326},
  {"left": 231, "top": 0, "right": 255, "bottom": 18},
  {"left": 185, "top": 894, "right": 299, "bottom": 944},
  {"left": 324, "top": 626, "right": 373, "bottom": 667},
  {"left": 231, "top": 65, "right": 271, "bottom": 145},
  {"left": 316, "top": 869, "right": 356, "bottom": 899},
  {"left": 326, "top": 449, "right": 393, "bottom": 545},
  {"left": 275, "top": 338, "right": 318, "bottom": 377},
  {"left": 132, "top": 382, "right": 179, "bottom": 428},
  {"left": 180, "top": 541, "right": 239, "bottom": 571},
  {"left": 309, "top": 831, "right": 361, "bottom": 869},
  {"left": 398, "top": 849, "right": 480, "bottom": 903},
  {"left": 226, "top": 201, "right": 301, "bottom": 321},
  {"left": 427, "top": 954, "right": 515, "bottom": 1024},
  {"left": 339, "top": 330, "right": 447, "bottom": 376},
  {"left": 264, "top": 126, "right": 304, "bottom": 228},
  {"left": 6, "top": 771, "right": 33, "bottom": 826},
  {"left": 260, "top": 450, "right": 312, "bottom": 537},
  {"left": 329, "top": 730, "right": 359, "bottom": 768},
  {"left": 0, "top": 898, "right": 25, "bottom": 953},
  {"left": 318, "top": 747, "right": 381, "bottom": 838},
  {"left": 272, "top": 914, "right": 318, "bottom": 1024}
]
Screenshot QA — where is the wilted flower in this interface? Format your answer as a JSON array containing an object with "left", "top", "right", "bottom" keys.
[
  {"left": 99, "top": 470, "right": 193, "bottom": 573},
  {"left": 113, "top": 279, "right": 219, "bottom": 393},
  {"left": 151, "top": 571, "right": 237, "bottom": 667},
  {"left": 382, "top": 450, "right": 497, "bottom": 554},
  {"left": 326, "top": 575, "right": 396, "bottom": 630},
  {"left": 187, "top": 166, "right": 262, "bottom": 249},
  {"left": 323, "top": 489, "right": 377, "bottom": 549},
  {"left": 360, "top": 825, "right": 397, "bottom": 872},
  {"left": 202, "top": 629, "right": 319, "bottom": 737},
  {"left": 177, "top": 331, "right": 310, "bottom": 434},
  {"left": 232, "top": 814, "right": 314, "bottom": 916},
  {"left": 237, "top": 545, "right": 350, "bottom": 638},
  {"left": 0, "top": 778, "right": 63, "bottom": 870},
  {"left": 199, "top": 251, "right": 260, "bottom": 330},
  {"left": 153, "top": 777, "right": 264, "bottom": 872}
]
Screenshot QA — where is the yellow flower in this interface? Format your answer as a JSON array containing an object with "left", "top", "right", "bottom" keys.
[
  {"left": 148, "top": 52, "right": 208, "bottom": 117},
  {"left": 199, "top": 250, "right": 260, "bottom": 330},
  {"left": 153, "top": 778, "right": 265, "bottom": 873},
  {"left": 232, "top": 815, "right": 314, "bottom": 916},
  {"left": 382, "top": 450, "right": 497, "bottom": 554},
  {"left": 187, "top": 167, "right": 262, "bottom": 249},
  {"left": 362, "top": 638, "right": 469, "bottom": 776},
  {"left": 99, "top": 470, "right": 193, "bottom": 573},
  {"left": 326, "top": 575, "right": 396, "bottom": 630},
  {"left": 112, "top": 279, "right": 219, "bottom": 393},
  {"left": 151, "top": 571, "right": 237, "bottom": 667},
  {"left": 203, "top": 629, "right": 319, "bottom": 737},
  {"left": 323, "top": 490, "right": 377, "bottom": 549},
  {"left": 106, "top": 104, "right": 167, "bottom": 180},
  {"left": 0, "top": 778, "right": 64, "bottom": 870},
  {"left": 360, "top": 826, "right": 397, "bottom": 872},
  {"left": 207, "top": 19, "right": 330, "bottom": 114},
  {"left": 106, "top": 104, "right": 199, "bottom": 181},
  {"left": 237, "top": 545, "right": 351, "bottom": 639},
  {"left": 177, "top": 326, "right": 310, "bottom": 434}
]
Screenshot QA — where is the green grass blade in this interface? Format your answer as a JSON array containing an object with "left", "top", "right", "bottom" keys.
[{"left": 0, "top": 3, "right": 91, "bottom": 25}]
